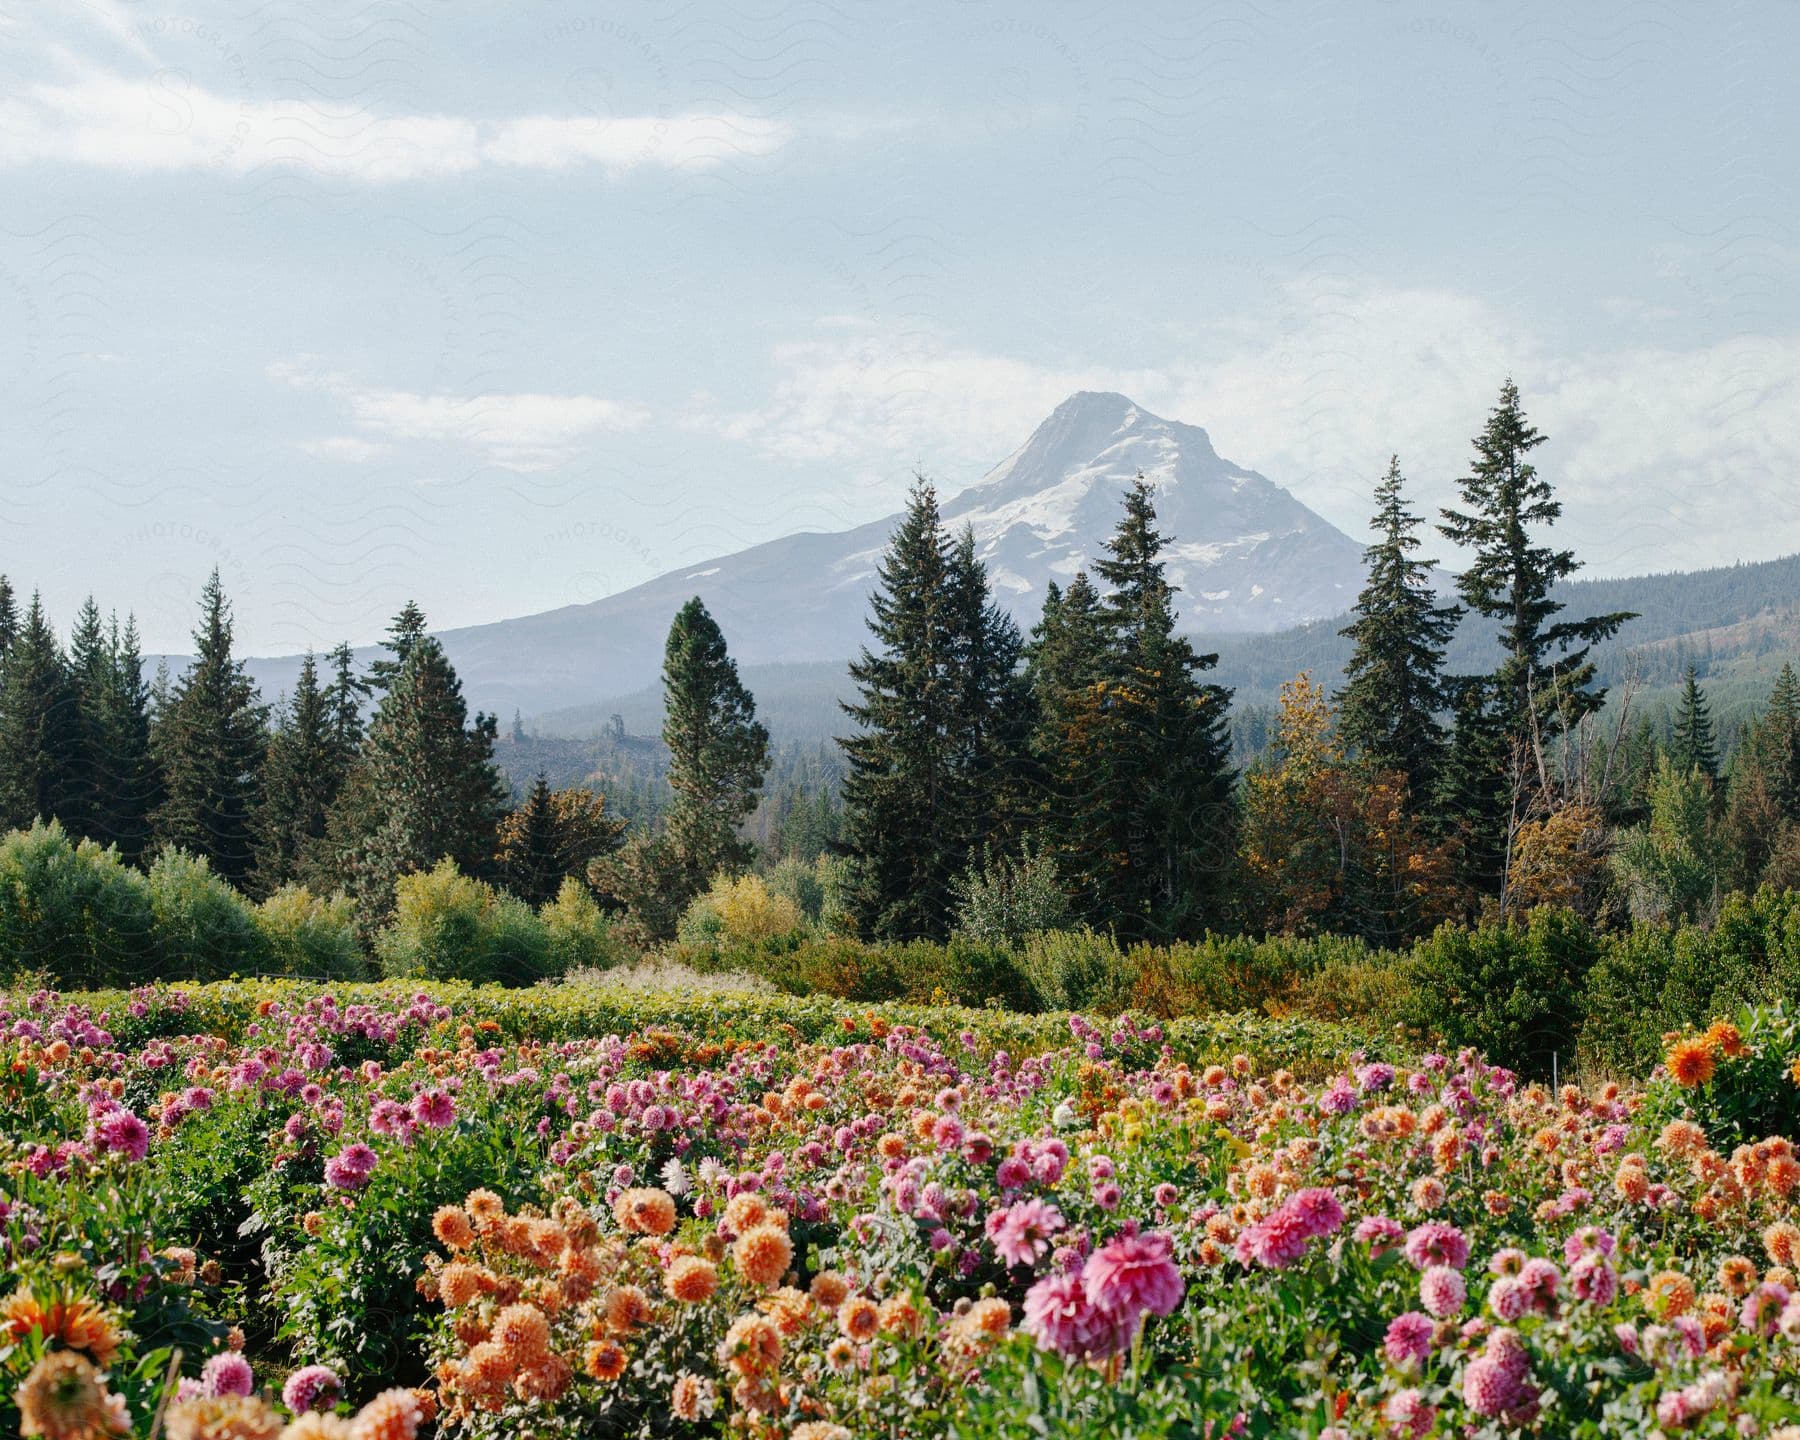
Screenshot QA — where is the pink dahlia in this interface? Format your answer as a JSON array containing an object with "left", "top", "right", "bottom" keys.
[
  {"left": 1383, "top": 1311, "right": 1434, "bottom": 1367},
  {"left": 986, "top": 1198, "right": 1065, "bottom": 1269},
  {"left": 1383, "top": 1387, "right": 1435, "bottom": 1438},
  {"left": 1741, "top": 1280, "right": 1791, "bottom": 1338},
  {"left": 201, "top": 1351, "right": 254, "bottom": 1398},
  {"left": 1403, "top": 1221, "right": 1470, "bottom": 1271},
  {"left": 95, "top": 1108, "right": 150, "bottom": 1163},
  {"left": 1083, "top": 1229, "right": 1184, "bottom": 1320},
  {"left": 282, "top": 1365, "right": 341, "bottom": 1414},
  {"left": 1567, "top": 1253, "right": 1618, "bottom": 1306},
  {"left": 1420, "top": 1265, "right": 1467, "bottom": 1318},
  {"left": 1021, "top": 1269, "right": 1134, "bottom": 1360},
  {"left": 411, "top": 1089, "right": 456, "bottom": 1129}
]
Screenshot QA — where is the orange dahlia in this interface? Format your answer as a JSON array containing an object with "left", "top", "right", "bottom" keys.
[
  {"left": 613, "top": 1187, "right": 677, "bottom": 1237},
  {"left": 584, "top": 1340, "right": 627, "bottom": 1382},
  {"left": 16, "top": 1350, "right": 114, "bottom": 1440},
  {"left": 1666, "top": 1037, "right": 1717, "bottom": 1088},
  {"left": 490, "top": 1303, "right": 551, "bottom": 1366},
  {"left": 347, "top": 1388, "right": 424, "bottom": 1440},
  {"left": 733, "top": 1223, "right": 794, "bottom": 1289},
  {"left": 666, "top": 1255, "right": 719, "bottom": 1304},
  {"left": 432, "top": 1205, "right": 475, "bottom": 1251}
]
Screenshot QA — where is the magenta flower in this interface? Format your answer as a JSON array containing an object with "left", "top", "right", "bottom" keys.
[
  {"left": 1021, "top": 1269, "right": 1134, "bottom": 1360},
  {"left": 1403, "top": 1221, "right": 1470, "bottom": 1271},
  {"left": 1419, "top": 1265, "right": 1466, "bottom": 1318},
  {"left": 282, "top": 1364, "right": 341, "bottom": 1415},
  {"left": 201, "top": 1351, "right": 254, "bottom": 1398},
  {"left": 411, "top": 1089, "right": 456, "bottom": 1129},
  {"left": 986, "top": 1198, "right": 1066, "bottom": 1269},
  {"left": 1383, "top": 1311, "right": 1434, "bottom": 1367},
  {"left": 95, "top": 1109, "right": 150, "bottom": 1163},
  {"left": 1083, "top": 1228, "right": 1184, "bottom": 1320}
]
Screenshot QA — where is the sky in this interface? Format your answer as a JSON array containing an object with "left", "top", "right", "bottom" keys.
[{"left": 2, "top": 0, "right": 1799, "bottom": 656}]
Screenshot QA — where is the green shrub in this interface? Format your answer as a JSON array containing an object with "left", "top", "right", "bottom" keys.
[
  {"left": 0, "top": 820, "right": 155, "bottom": 988},
  {"left": 1577, "top": 923, "right": 1680, "bottom": 1075},
  {"left": 1019, "top": 927, "right": 1132, "bottom": 1013},
  {"left": 677, "top": 872, "right": 807, "bottom": 951},
  {"left": 377, "top": 860, "right": 550, "bottom": 987},
  {"left": 147, "top": 847, "right": 269, "bottom": 981},
  {"left": 953, "top": 841, "right": 1072, "bottom": 945},
  {"left": 1401, "top": 908, "right": 1599, "bottom": 1076},
  {"left": 540, "top": 877, "right": 632, "bottom": 975},
  {"left": 763, "top": 854, "right": 828, "bottom": 921},
  {"left": 255, "top": 885, "right": 366, "bottom": 978}
]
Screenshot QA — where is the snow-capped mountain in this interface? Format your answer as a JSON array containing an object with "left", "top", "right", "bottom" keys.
[{"left": 241, "top": 392, "right": 1370, "bottom": 717}]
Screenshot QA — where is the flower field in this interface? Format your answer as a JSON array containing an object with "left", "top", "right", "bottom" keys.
[{"left": 3, "top": 981, "right": 1799, "bottom": 1437}]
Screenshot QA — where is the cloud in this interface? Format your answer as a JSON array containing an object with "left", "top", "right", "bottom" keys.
[
  {"left": 299, "top": 436, "right": 391, "bottom": 465},
  {"left": 272, "top": 362, "right": 650, "bottom": 471},
  {"left": 694, "top": 289, "right": 1800, "bottom": 577},
  {"left": 0, "top": 68, "right": 791, "bottom": 181}
]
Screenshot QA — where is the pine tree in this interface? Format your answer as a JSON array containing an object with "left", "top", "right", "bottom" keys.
[
  {"left": 1438, "top": 380, "right": 1635, "bottom": 764},
  {"left": 1669, "top": 664, "right": 1719, "bottom": 782},
  {"left": 324, "top": 641, "right": 368, "bottom": 760},
  {"left": 324, "top": 623, "right": 507, "bottom": 929},
  {"left": 0, "top": 594, "right": 80, "bottom": 831},
  {"left": 83, "top": 614, "right": 158, "bottom": 864},
  {"left": 1337, "top": 457, "right": 1460, "bottom": 799},
  {"left": 365, "top": 601, "right": 428, "bottom": 693},
  {"left": 253, "top": 652, "right": 349, "bottom": 895},
  {"left": 1026, "top": 573, "right": 1109, "bottom": 755},
  {"left": 661, "top": 596, "right": 770, "bottom": 902},
  {"left": 150, "top": 572, "right": 268, "bottom": 886},
  {"left": 839, "top": 480, "right": 963, "bottom": 938},
  {"left": 1432, "top": 673, "right": 1512, "bottom": 900},
  {"left": 0, "top": 575, "right": 17, "bottom": 658},
  {"left": 945, "top": 526, "right": 1035, "bottom": 853},
  {"left": 65, "top": 597, "right": 111, "bottom": 840},
  {"left": 1056, "top": 477, "right": 1235, "bottom": 938}
]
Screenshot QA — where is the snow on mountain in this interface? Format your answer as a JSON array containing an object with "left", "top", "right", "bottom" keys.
[{"left": 236, "top": 392, "right": 1370, "bottom": 717}]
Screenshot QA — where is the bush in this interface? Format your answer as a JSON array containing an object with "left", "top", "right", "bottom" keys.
[
  {"left": 0, "top": 820, "right": 155, "bottom": 988},
  {"left": 763, "top": 854, "right": 827, "bottom": 922},
  {"left": 147, "top": 847, "right": 269, "bottom": 981},
  {"left": 677, "top": 872, "right": 807, "bottom": 951},
  {"left": 953, "top": 841, "right": 1072, "bottom": 945},
  {"left": 1577, "top": 923, "right": 1680, "bottom": 1075},
  {"left": 377, "top": 860, "right": 550, "bottom": 987},
  {"left": 1401, "top": 908, "right": 1599, "bottom": 1076},
  {"left": 255, "top": 885, "right": 366, "bottom": 978},
  {"left": 1019, "top": 927, "right": 1131, "bottom": 1013},
  {"left": 540, "top": 877, "right": 632, "bottom": 975},
  {"left": 1130, "top": 932, "right": 1375, "bottom": 1018}
]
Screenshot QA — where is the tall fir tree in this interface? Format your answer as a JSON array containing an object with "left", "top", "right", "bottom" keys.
[
  {"left": 0, "top": 594, "right": 80, "bottom": 831},
  {"left": 1053, "top": 477, "right": 1235, "bottom": 939},
  {"left": 1337, "top": 457, "right": 1460, "bottom": 799},
  {"left": 838, "top": 479, "right": 964, "bottom": 939},
  {"left": 365, "top": 601, "right": 428, "bottom": 693},
  {"left": 79, "top": 612, "right": 159, "bottom": 864},
  {"left": 945, "top": 526, "right": 1036, "bottom": 855},
  {"left": 65, "top": 597, "right": 111, "bottom": 841},
  {"left": 0, "top": 574, "right": 17, "bottom": 658},
  {"left": 323, "top": 622, "right": 507, "bottom": 928},
  {"left": 496, "top": 772, "right": 564, "bottom": 906},
  {"left": 660, "top": 596, "right": 770, "bottom": 900},
  {"left": 1438, "top": 380, "right": 1635, "bottom": 763},
  {"left": 253, "top": 652, "right": 351, "bottom": 895},
  {"left": 1669, "top": 664, "right": 1719, "bottom": 782},
  {"left": 150, "top": 572, "right": 268, "bottom": 886},
  {"left": 323, "top": 641, "right": 367, "bottom": 759}
]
